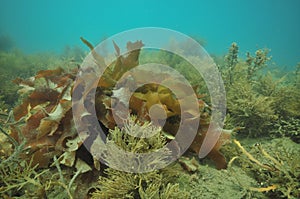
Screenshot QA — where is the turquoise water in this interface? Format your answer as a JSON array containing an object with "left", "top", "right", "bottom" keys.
[{"left": 0, "top": 0, "right": 299, "bottom": 67}]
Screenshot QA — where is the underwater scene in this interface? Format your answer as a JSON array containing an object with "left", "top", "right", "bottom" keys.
[{"left": 0, "top": 0, "right": 300, "bottom": 198}]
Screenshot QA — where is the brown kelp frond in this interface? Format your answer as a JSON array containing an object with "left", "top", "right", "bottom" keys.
[
  {"left": 80, "top": 37, "right": 106, "bottom": 67},
  {"left": 10, "top": 67, "right": 79, "bottom": 168}
]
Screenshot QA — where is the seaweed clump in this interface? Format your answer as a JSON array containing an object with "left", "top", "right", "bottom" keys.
[
  {"left": 228, "top": 138, "right": 300, "bottom": 198},
  {"left": 10, "top": 67, "right": 80, "bottom": 168},
  {"left": 2, "top": 38, "right": 234, "bottom": 197},
  {"left": 220, "top": 43, "right": 275, "bottom": 137},
  {"left": 220, "top": 43, "right": 300, "bottom": 138},
  {"left": 91, "top": 116, "right": 189, "bottom": 198},
  {"left": 74, "top": 38, "right": 232, "bottom": 169},
  {"left": 0, "top": 145, "right": 48, "bottom": 198}
]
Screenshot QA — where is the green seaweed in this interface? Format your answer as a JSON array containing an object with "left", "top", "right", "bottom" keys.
[
  {"left": 271, "top": 117, "right": 300, "bottom": 143},
  {"left": 92, "top": 116, "right": 190, "bottom": 198},
  {"left": 231, "top": 138, "right": 300, "bottom": 198},
  {"left": 0, "top": 137, "right": 94, "bottom": 199},
  {"left": 220, "top": 43, "right": 300, "bottom": 138},
  {"left": 0, "top": 137, "right": 47, "bottom": 198}
]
